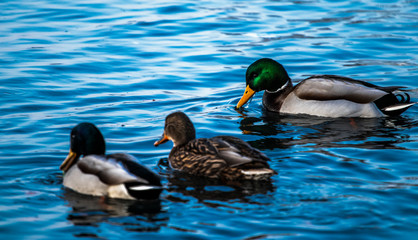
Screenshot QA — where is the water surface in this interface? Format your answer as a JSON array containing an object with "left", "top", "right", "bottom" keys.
[{"left": 1, "top": 0, "right": 418, "bottom": 239}]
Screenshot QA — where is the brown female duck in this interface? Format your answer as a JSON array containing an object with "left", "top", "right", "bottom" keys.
[{"left": 154, "top": 112, "right": 276, "bottom": 181}]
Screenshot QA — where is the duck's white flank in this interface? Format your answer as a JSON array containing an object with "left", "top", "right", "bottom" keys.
[{"left": 281, "top": 92, "right": 384, "bottom": 118}]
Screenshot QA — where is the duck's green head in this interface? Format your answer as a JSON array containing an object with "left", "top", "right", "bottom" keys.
[
  {"left": 237, "top": 58, "right": 290, "bottom": 108},
  {"left": 154, "top": 111, "right": 196, "bottom": 148},
  {"left": 60, "top": 122, "right": 106, "bottom": 172}
]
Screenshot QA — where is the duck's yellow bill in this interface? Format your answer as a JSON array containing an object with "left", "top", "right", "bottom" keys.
[
  {"left": 154, "top": 133, "right": 169, "bottom": 147},
  {"left": 60, "top": 150, "right": 77, "bottom": 172},
  {"left": 236, "top": 85, "right": 256, "bottom": 109}
]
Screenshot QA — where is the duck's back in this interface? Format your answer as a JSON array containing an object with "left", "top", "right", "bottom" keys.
[
  {"left": 168, "top": 136, "right": 275, "bottom": 180},
  {"left": 293, "top": 75, "right": 390, "bottom": 102},
  {"left": 279, "top": 75, "right": 391, "bottom": 118},
  {"left": 64, "top": 154, "right": 162, "bottom": 200},
  {"left": 169, "top": 138, "right": 226, "bottom": 177}
]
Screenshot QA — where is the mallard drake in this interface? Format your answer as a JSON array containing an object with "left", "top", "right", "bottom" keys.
[
  {"left": 154, "top": 112, "right": 276, "bottom": 181},
  {"left": 236, "top": 58, "right": 416, "bottom": 118},
  {"left": 60, "top": 122, "right": 162, "bottom": 200}
]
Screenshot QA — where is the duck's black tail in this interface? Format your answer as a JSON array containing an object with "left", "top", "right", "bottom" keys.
[
  {"left": 375, "top": 91, "right": 416, "bottom": 116},
  {"left": 125, "top": 182, "right": 163, "bottom": 200}
]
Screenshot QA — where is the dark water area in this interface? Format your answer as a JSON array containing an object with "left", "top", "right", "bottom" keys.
[{"left": 0, "top": 0, "right": 417, "bottom": 239}]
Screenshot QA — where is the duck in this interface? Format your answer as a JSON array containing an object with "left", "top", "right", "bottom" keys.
[
  {"left": 154, "top": 112, "right": 276, "bottom": 181},
  {"left": 60, "top": 122, "right": 162, "bottom": 200},
  {"left": 236, "top": 58, "right": 416, "bottom": 118}
]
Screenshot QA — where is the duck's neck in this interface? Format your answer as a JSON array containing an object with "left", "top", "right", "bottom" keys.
[{"left": 262, "top": 80, "right": 293, "bottom": 112}]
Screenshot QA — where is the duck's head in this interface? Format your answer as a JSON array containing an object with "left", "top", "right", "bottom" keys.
[
  {"left": 236, "top": 58, "right": 291, "bottom": 109},
  {"left": 60, "top": 122, "right": 106, "bottom": 172},
  {"left": 154, "top": 112, "right": 196, "bottom": 148}
]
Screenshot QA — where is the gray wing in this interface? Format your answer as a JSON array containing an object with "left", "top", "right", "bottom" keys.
[
  {"left": 294, "top": 75, "right": 390, "bottom": 103},
  {"left": 77, "top": 155, "right": 148, "bottom": 185},
  {"left": 210, "top": 136, "right": 270, "bottom": 167}
]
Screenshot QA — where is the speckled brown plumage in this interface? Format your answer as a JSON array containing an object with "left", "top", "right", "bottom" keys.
[{"left": 155, "top": 112, "right": 276, "bottom": 181}]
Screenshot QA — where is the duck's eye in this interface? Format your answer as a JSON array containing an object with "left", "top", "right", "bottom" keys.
[{"left": 252, "top": 73, "right": 258, "bottom": 78}]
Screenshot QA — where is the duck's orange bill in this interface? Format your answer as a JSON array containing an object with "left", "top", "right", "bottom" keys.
[
  {"left": 154, "top": 133, "right": 169, "bottom": 147},
  {"left": 60, "top": 150, "right": 77, "bottom": 172},
  {"left": 236, "top": 85, "right": 255, "bottom": 109}
]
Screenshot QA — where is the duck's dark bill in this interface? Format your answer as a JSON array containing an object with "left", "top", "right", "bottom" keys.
[
  {"left": 154, "top": 133, "right": 169, "bottom": 147},
  {"left": 60, "top": 150, "right": 77, "bottom": 172},
  {"left": 236, "top": 85, "right": 256, "bottom": 109}
]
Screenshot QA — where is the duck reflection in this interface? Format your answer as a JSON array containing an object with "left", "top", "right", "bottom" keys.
[
  {"left": 158, "top": 158, "right": 275, "bottom": 208},
  {"left": 62, "top": 189, "right": 165, "bottom": 230},
  {"left": 237, "top": 109, "right": 417, "bottom": 150}
]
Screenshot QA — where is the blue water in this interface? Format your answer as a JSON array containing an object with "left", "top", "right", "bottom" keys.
[{"left": 1, "top": 0, "right": 418, "bottom": 239}]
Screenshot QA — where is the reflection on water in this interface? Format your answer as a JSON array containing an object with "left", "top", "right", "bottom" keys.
[
  {"left": 1, "top": 0, "right": 417, "bottom": 238},
  {"left": 62, "top": 190, "right": 165, "bottom": 234},
  {"left": 166, "top": 177, "right": 275, "bottom": 210},
  {"left": 158, "top": 158, "right": 275, "bottom": 209},
  {"left": 238, "top": 110, "right": 417, "bottom": 150}
]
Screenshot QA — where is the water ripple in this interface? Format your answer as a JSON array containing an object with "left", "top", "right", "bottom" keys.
[{"left": 0, "top": 0, "right": 417, "bottom": 239}]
